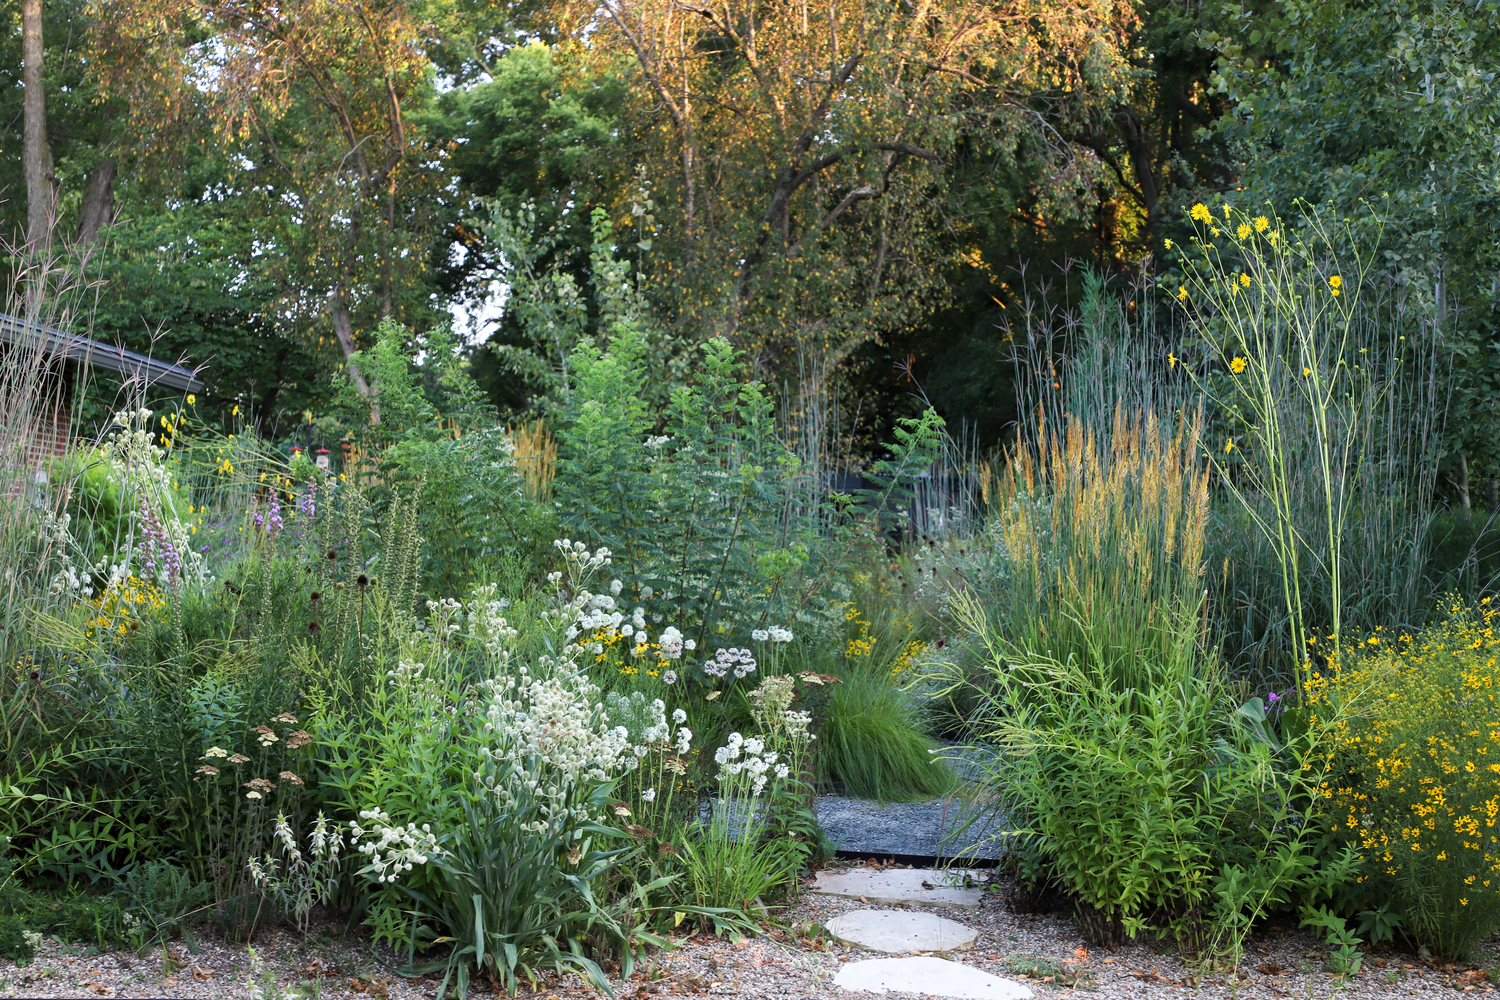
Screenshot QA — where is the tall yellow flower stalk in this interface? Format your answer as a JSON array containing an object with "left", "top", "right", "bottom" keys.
[{"left": 1172, "top": 205, "right": 1379, "bottom": 679}]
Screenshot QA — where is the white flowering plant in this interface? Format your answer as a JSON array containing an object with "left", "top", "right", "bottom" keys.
[
  {"left": 315, "top": 569, "right": 706, "bottom": 996},
  {"left": 246, "top": 812, "right": 347, "bottom": 934}
]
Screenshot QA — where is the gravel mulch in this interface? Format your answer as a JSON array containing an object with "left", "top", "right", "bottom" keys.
[{"left": 4, "top": 865, "right": 1496, "bottom": 1000}]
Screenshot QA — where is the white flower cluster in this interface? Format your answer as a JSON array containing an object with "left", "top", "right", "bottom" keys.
[
  {"left": 750, "top": 626, "right": 795, "bottom": 643},
  {"left": 348, "top": 808, "right": 440, "bottom": 883},
  {"left": 658, "top": 626, "right": 685, "bottom": 659},
  {"left": 463, "top": 584, "right": 519, "bottom": 657},
  {"left": 704, "top": 647, "right": 757, "bottom": 679},
  {"left": 713, "top": 733, "right": 781, "bottom": 796},
  {"left": 553, "top": 538, "right": 612, "bottom": 571},
  {"left": 603, "top": 692, "right": 694, "bottom": 760}
]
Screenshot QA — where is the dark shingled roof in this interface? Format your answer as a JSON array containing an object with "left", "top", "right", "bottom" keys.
[{"left": 0, "top": 312, "right": 204, "bottom": 392}]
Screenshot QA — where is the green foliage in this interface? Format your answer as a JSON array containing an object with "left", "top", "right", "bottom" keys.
[
  {"left": 947, "top": 588, "right": 1339, "bottom": 963},
  {"left": 345, "top": 320, "right": 555, "bottom": 592},
  {"left": 1211, "top": 0, "right": 1500, "bottom": 493},
  {"left": 0, "top": 861, "right": 131, "bottom": 961},
  {"left": 115, "top": 860, "right": 210, "bottom": 946},
  {"left": 557, "top": 322, "right": 943, "bottom": 646}
]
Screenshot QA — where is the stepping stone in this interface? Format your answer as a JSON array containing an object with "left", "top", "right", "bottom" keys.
[
  {"left": 812, "top": 868, "right": 985, "bottom": 909},
  {"left": 825, "top": 910, "right": 978, "bottom": 953},
  {"left": 834, "top": 956, "right": 1032, "bottom": 999}
]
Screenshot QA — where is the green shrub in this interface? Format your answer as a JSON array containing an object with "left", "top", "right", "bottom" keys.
[
  {"left": 0, "top": 861, "right": 130, "bottom": 961},
  {"left": 116, "top": 860, "right": 211, "bottom": 945},
  {"left": 1309, "top": 598, "right": 1500, "bottom": 959}
]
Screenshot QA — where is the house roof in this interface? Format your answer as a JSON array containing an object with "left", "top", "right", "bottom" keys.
[{"left": 0, "top": 312, "right": 204, "bottom": 392}]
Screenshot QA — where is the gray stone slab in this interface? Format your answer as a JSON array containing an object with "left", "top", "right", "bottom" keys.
[
  {"left": 814, "top": 795, "right": 1008, "bottom": 861},
  {"left": 825, "top": 910, "right": 978, "bottom": 953},
  {"left": 811, "top": 868, "right": 985, "bottom": 909},
  {"left": 834, "top": 957, "right": 1032, "bottom": 999}
]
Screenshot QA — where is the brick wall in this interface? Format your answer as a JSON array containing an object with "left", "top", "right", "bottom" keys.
[{"left": 19, "top": 407, "right": 72, "bottom": 471}]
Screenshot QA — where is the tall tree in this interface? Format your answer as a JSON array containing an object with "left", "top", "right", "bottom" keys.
[
  {"left": 92, "top": 0, "right": 450, "bottom": 410},
  {"left": 20, "top": 0, "right": 54, "bottom": 250},
  {"left": 560, "top": 0, "right": 1141, "bottom": 376}
]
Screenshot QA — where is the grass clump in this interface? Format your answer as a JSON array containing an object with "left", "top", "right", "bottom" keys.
[{"left": 817, "top": 671, "right": 954, "bottom": 802}]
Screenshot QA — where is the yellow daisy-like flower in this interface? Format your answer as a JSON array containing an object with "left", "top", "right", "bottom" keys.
[
  {"left": 1163, "top": 238, "right": 1173, "bottom": 250},
  {"left": 1224, "top": 439, "right": 1235, "bottom": 454},
  {"left": 1211, "top": 227, "right": 1220, "bottom": 237},
  {"left": 1167, "top": 353, "right": 1177, "bottom": 368},
  {"left": 187, "top": 393, "right": 196, "bottom": 405},
  {"left": 1239, "top": 273, "right": 1252, "bottom": 287},
  {"left": 232, "top": 404, "right": 240, "bottom": 416},
  {"left": 1255, "top": 215, "right": 1270, "bottom": 232},
  {"left": 1329, "top": 275, "right": 1343, "bottom": 289},
  {"left": 1237, "top": 223, "right": 1251, "bottom": 240},
  {"left": 1190, "top": 203, "right": 1214, "bottom": 224},
  {"left": 1230, "top": 356, "right": 1248, "bottom": 374},
  {"left": 1176, "top": 286, "right": 1188, "bottom": 302},
  {"left": 1222, "top": 204, "right": 1232, "bottom": 221},
  {"left": 1304, "top": 367, "right": 1312, "bottom": 377}
]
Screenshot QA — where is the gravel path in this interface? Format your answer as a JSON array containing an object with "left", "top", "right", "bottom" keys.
[{"left": 5, "top": 865, "right": 1495, "bottom": 1000}]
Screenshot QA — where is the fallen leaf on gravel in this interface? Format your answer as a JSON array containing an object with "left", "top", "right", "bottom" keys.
[
  {"left": 86, "top": 982, "right": 112, "bottom": 994},
  {"left": 192, "top": 965, "right": 216, "bottom": 978}
]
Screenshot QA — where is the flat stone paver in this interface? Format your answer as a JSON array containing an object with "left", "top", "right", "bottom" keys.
[
  {"left": 812, "top": 868, "right": 985, "bottom": 909},
  {"left": 834, "top": 956, "right": 1033, "bottom": 999},
  {"left": 824, "top": 910, "right": 978, "bottom": 953}
]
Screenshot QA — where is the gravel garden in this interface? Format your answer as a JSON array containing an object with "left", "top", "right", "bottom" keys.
[{"left": 4, "top": 207, "right": 1500, "bottom": 1000}]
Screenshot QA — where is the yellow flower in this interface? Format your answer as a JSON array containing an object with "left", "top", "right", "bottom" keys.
[
  {"left": 1189, "top": 203, "right": 1213, "bottom": 224},
  {"left": 1224, "top": 439, "right": 1235, "bottom": 454},
  {"left": 187, "top": 394, "right": 196, "bottom": 405},
  {"left": 1255, "top": 215, "right": 1270, "bottom": 232},
  {"left": 1167, "top": 353, "right": 1177, "bottom": 368},
  {"left": 1163, "top": 238, "right": 1173, "bottom": 250},
  {"left": 1176, "top": 286, "right": 1188, "bottom": 302},
  {"left": 1304, "top": 367, "right": 1312, "bottom": 377},
  {"left": 1239, "top": 273, "right": 1251, "bottom": 287},
  {"left": 1230, "top": 356, "right": 1248, "bottom": 374},
  {"left": 1222, "top": 204, "right": 1232, "bottom": 221},
  {"left": 1329, "top": 275, "right": 1343, "bottom": 289},
  {"left": 232, "top": 404, "right": 240, "bottom": 416},
  {"left": 1211, "top": 227, "right": 1220, "bottom": 237},
  {"left": 1237, "top": 223, "right": 1251, "bottom": 240}
]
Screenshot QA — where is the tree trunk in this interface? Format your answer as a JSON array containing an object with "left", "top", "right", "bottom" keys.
[
  {"left": 75, "top": 159, "right": 117, "bottom": 245},
  {"left": 329, "top": 294, "right": 380, "bottom": 424},
  {"left": 22, "top": 0, "right": 55, "bottom": 251}
]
